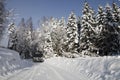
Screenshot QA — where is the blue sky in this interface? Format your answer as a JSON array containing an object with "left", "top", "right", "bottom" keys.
[{"left": 7, "top": 0, "right": 120, "bottom": 27}]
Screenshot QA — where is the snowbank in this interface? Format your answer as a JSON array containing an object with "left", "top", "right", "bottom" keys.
[
  {"left": 46, "top": 56, "right": 120, "bottom": 80},
  {"left": 0, "top": 48, "right": 33, "bottom": 76}
]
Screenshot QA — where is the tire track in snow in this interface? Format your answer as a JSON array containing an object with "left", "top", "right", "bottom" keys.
[
  {"left": 44, "top": 63, "right": 65, "bottom": 80},
  {"left": 5, "top": 62, "right": 91, "bottom": 80},
  {"left": 27, "top": 64, "right": 40, "bottom": 80},
  {"left": 6, "top": 69, "right": 31, "bottom": 80},
  {"left": 46, "top": 62, "right": 91, "bottom": 80},
  {"left": 6, "top": 65, "right": 37, "bottom": 80},
  {"left": 0, "top": 76, "right": 6, "bottom": 80},
  {"left": 6, "top": 63, "right": 46, "bottom": 80},
  {"left": 45, "top": 63, "right": 83, "bottom": 80},
  {"left": 20, "top": 65, "right": 38, "bottom": 80},
  {"left": 9, "top": 69, "right": 32, "bottom": 80}
]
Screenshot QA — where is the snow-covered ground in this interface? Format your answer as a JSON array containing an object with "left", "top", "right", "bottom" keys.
[
  {"left": 0, "top": 48, "right": 120, "bottom": 80},
  {"left": 46, "top": 57, "right": 120, "bottom": 80},
  {"left": 0, "top": 48, "right": 33, "bottom": 79}
]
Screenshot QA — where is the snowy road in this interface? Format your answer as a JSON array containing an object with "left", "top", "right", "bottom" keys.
[
  {"left": 0, "top": 48, "right": 120, "bottom": 80},
  {"left": 0, "top": 48, "right": 90, "bottom": 80},
  {"left": 3, "top": 62, "right": 90, "bottom": 80}
]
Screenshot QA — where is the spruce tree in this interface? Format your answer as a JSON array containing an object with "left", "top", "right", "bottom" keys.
[
  {"left": 16, "top": 18, "right": 32, "bottom": 58},
  {"left": 65, "top": 11, "right": 79, "bottom": 54},
  {"left": 17, "top": 18, "right": 26, "bottom": 58},
  {"left": 104, "top": 3, "right": 120, "bottom": 55},
  {"left": 95, "top": 5, "right": 106, "bottom": 55},
  {"left": 41, "top": 17, "right": 54, "bottom": 58},
  {"left": 77, "top": 17, "right": 81, "bottom": 52},
  {"left": 112, "top": 2, "right": 120, "bottom": 24},
  {"left": 51, "top": 17, "right": 66, "bottom": 56},
  {"left": 96, "top": 6, "right": 106, "bottom": 34},
  {"left": 25, "top": 17, "right": 33, "bottom": 56},
  {"left": 26, "top": 17, "right": 33, "bottom": 39},
  {"left": 80, "top": 2, "right": 97, "bottom": 56},
  {"left": 96, "top": 3, "right": 120, "bottom": 56},
  {"left": 8, "top": 23, "right": 17, "bottom": 50},
  {"left": 112, "top": 2, "right": 120, "bottom": 55}
]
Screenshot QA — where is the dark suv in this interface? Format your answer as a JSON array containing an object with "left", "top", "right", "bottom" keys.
[{"left": 32, "top": 51, "right": 44, "bottom": 62}]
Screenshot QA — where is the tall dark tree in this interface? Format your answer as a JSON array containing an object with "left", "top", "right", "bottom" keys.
[
  {"left": 112, "top": 2, "right": 120, "bottom": 55},
  {"left": 95, "top": 3, "right": 120, "bottom": 56},
  {"left": 0, "top": 0, "right": 7, "bottom": 40},
  {"left": 112, "top": 2, "right": 120, "bottom": 25},
  {"left": 95, "top": 5, "right": 106, "bottom": 55},
  {"left": 104, "top": 3, "right": 120, "bottom": 55},
  {"left": 77, "top": 17, "right": 81, "bottom": 52}
]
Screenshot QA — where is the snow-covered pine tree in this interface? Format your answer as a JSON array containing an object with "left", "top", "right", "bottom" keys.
[
  {"left": 80, "top": 2, "right": 98, "bottom": 56},
  {"left": 65, "top": 11, "right": 79, "bottom": 55},
  {"left": 25, "top": 17, "right": 34, "bottom": 57},
  {"left": 41, "top": 17, "right": 54, "bottom": 58},
  {"left": 8, "top": 23, "right": 17, "bottom": 50},
  {"left": 26, "top": 17, "right": 33, "bottom": 40},
  {"left": 95, "top": 5, "right": 106, "bottom": 56},
  {"left": 112, "top": 2, "right": 120, "bottom": 55},
  {"left": 112, "top": 2, "right": 120, "bottom": 25},
  {"left": 103, "top": 3, "right": 120, "bottom": 55},
  {"left": 112, "top": 2, "right": 120, "bottom": 35},
  {"left": 51, "top": 17, "right": 66, "bottom": 56},
  {"left": 77, "top": 17, "right": 81, "bottom": 53},
  {"left": 31, "top": 28, "right": 45, "bottom": 58},
  {"left": 50, "top": 18, "right": 59, "bottom": 56},
  {"left": 96, "top": 6, "right": 106, "bottom": 34},
  {"left": 16, "top": 18, "right": 31, "bottom": 58},
  {"left": 110, "top": 3, "right": 120, "bottom": 55},
  {"left": 0, "top": 0, "right": 7, "bottom": 41},
  {"left": 16, "top": 18, "right": 26, "bottom": 58},
  {"left": 96, "top": 3, "right": 120, "bottom": 56}
]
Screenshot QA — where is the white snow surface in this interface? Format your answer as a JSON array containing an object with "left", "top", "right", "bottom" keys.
[
  {"left": 46, "top": 57, "right": 120, "bottom": 80},
  {"left": 0, "top": 48, "right": 33, "bottom": 77},
  {"left": 0, "top": 48, "right": 120, "bottom": 80}
]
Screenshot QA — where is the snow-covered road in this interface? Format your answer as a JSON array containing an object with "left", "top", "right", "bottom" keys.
[
  {"left": 0, "top": 48, "right": 90, "bottom": 80},
  {"left": 4, "top": 62, "right": 90, "bottom": 80},
  {"left": 0, "top": 48, "right": 120, "bottom": 80}
]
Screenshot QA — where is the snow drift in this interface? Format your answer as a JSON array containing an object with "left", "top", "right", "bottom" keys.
[
  {"left": 0, "top": 48, "right": 33, "bottom": 76},
  {"left": 46, "top": 56, "right": 120, "bottom": 80}
]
